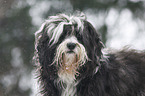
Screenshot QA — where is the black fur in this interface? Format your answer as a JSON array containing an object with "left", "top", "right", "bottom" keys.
[
  {"left": 77, "top": 49, "right": 145, "bottom": 96},
  {"left": 35, "top": 14, "right": 145, "bottom": 96}
]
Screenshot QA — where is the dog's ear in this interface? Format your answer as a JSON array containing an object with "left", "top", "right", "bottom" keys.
[
  {"left": 35, "top": 23, "right": 47, "bottom": 41},
  {"left": 82, "top": 21, "right": 104, "bottom": 66},
  {"left": 83, "top": 20, "right": 104, "bottom": 57},
  {"left": 83, "top": 21, "right": 101, "bottom": 43}
]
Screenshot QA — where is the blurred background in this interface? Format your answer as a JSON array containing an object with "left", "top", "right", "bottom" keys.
[{"left": 0, "top": 0, "right": 145, "bottom": 96}]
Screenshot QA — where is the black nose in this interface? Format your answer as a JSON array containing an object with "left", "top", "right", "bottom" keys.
[{"left": 67, "top": 43, "right": 76, "bottom": 50}]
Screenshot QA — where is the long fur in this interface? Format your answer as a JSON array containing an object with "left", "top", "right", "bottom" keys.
[{"left": 34, "top": 12, "right": 145, "bottom": 96}]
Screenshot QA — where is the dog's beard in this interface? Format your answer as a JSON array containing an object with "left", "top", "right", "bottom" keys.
[{"left": 53, "top": 37, "right": 88, "bottom": 83}]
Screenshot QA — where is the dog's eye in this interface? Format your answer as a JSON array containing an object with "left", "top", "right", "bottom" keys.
[
  {"left": 58, "top": 33, "right": 66, "bottom": 43},
  {"left": 64, "top": 25, "right": 72, "bottom": 35},
  {"left": 75, "top": 31, "right": 83, "bottom": 42}
]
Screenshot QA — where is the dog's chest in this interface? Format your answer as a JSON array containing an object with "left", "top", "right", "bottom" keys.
[
  {"left": 61, "top": 82, "right": 77, "bottom": 96},
  {"left": 58, "top": 72, "right": 77, "bottom": 96}
]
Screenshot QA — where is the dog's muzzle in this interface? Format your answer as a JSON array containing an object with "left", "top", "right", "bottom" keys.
[
  {"left": 67, "top": 43, "right": 76, "bottom": 53},
  {"left": 53, "top": 36, "right": 88, "bottom": 83}
]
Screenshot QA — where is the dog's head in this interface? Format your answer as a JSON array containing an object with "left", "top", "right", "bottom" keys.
[{"left": 35, "top": 12, "right": 104, "bottom": 83}]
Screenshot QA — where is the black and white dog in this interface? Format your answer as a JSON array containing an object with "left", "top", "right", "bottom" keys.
[{"left": 34, "top": 12, "right": 145, "bottom": 96}]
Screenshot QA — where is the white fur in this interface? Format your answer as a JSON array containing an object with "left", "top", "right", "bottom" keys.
[
  {"left": 35, "top": 13, "right": 86, "bottom": 47},
  {"left": 61, "top": 81, "right": 77, "bottom": 96},
  {"left": 54, "top": 36, "right": 88, "bottom": 96},
  {"left": 54, "top": 36, "right": 88, "bottom": 69}
]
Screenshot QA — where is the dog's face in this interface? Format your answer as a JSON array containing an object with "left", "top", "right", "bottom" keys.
[
  {"left": 55, "top": 35, "right": 88, "bottom": 83},
  {"left": 35, "top": 13, "right": 103, "bottom": 83}
]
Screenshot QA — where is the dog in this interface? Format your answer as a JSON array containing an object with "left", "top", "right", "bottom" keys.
[{"left": 34, "top": 12, "right": 145, "bottom": 96}]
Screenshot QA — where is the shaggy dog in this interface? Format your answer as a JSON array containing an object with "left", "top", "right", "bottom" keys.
[{"left": 34, "top": 12, "right": 145, "bottom": 96}]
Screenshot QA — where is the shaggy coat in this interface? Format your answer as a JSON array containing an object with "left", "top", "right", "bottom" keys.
[{"left": 34, "top": 13, "right": 145, "bottom": 96}]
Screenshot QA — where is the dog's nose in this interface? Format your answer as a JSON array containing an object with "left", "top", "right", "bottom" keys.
[{"left": 67, "top": 43, "right": 76, "bottom": 50}]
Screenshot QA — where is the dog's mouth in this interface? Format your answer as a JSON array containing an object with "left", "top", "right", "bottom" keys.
[
  {"left": 62, "top": 52, "right": 78, "bottom": 66},
  {"left": 66, "top": 50, "right": 75, "bottom": 53}
]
